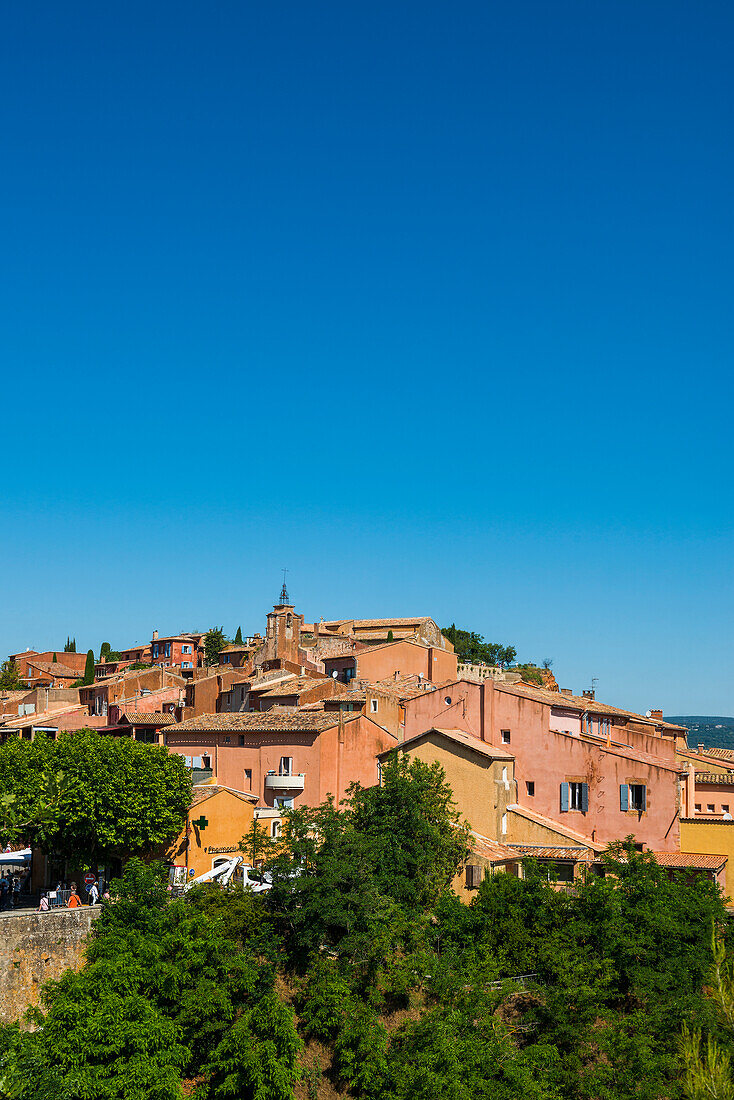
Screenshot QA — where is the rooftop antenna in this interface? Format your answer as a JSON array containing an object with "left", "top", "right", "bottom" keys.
[
  {"left": 279, "top": 567, "right": 290, "bottom": 605},
  {"left": 591, "top": 677, "right": 598, "bottom": 694}
]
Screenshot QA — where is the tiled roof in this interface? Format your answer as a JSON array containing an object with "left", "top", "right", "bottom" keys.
[
  {"left": 700, "top": 747, "right": 734, "bottom": 761},
  {"left": 695, "top": 772, "right": 734, "bottom": 785},
  {"left": 651, "top": 851, "right": 727, "bottom": 871},
  {"left": 379, "top": 726, "right": 514, "bottom": 761},
  {"left": 469, "top": 832, "right": 520, "bottom": 863},
  {"left": 257, "top": 675, "right": 334, "bottom": 698},
  {"left": 220, "top": 643, "right": 254, "bottom": 653},
  {"left": 120, "top": 711, "right": 176, "bottom": 725},
  {"left": 495, "top": 682, "right": 686, "bottom": 731},
  {"left": 168, "top": 710, "right": 352, "bottom": 734},
  {"left": 190, "top": 783, "right": 258, "bottom": 808},
  {"left": 322, "top": 617, "right": 433, "bottom": 629},
  {"left": 508, "top": 845, "right": 591, "bottom": 861},
  {"left": 27, "top": 661, "right": 81, "bottom": 678}
]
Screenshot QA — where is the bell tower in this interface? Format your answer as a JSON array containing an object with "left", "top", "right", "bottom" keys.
[{"left": 264, "top": 571, "right": 303, "bottom": 664}]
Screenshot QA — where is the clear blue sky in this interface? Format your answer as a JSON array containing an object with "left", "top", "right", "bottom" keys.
[{"left": 2, "top": 1, "right": 732, "bottom": 716}]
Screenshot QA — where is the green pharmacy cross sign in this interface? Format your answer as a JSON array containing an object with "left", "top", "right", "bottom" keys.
[{"left": 192, "top": 815, "right": 209, "bottom": 831}]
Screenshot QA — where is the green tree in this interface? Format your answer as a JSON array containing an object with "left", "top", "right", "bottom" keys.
[
  {"left": 682, "top": 928, "right": 734, "bottom": 1099},
  {"left": 0, "top": 660, "right": 24, "bottom": 690},
  {"left": 204, "top": 627, "right": 228, "bottom": 666},
  {"left": 234, "top": 626, "right": 243, "bottom": 645},
  {"left": 387, "top": 629, "right": 394, "bottom": 642},
  {"left": 83, "top": 648, "right": 95, "bottom": 684},
  {"left": 63, "top": 636, "right": 76, "bottom": 653},
  {"left": 441, "top": 624, "right": 516, "bottom": 668},
  {"left": 239, "top": 819, "right": 280, "bottom": 867},
  {"left": 0, "top": 729, "right": 191, "bottom": 862},
  {"left": 100, "top": 641, "right": 111, "bottom": 661}
]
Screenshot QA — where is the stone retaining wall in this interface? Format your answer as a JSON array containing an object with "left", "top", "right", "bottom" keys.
[{"left": 0, "top": 908, "right": 100, "bottom": 1024}]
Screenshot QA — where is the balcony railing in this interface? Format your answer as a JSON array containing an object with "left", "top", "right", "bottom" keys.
[{"left": 264, "top": 772, "right": 305, "bottom": 791}]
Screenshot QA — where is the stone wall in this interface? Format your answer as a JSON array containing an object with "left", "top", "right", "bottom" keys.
[{"left": 0, "top": 908, "right": 100, "bottom": 1024}]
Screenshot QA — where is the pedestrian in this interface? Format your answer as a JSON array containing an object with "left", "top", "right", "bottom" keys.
[
  {"left": 88, "top": 881, "right": 99, "bottom": 906},
  {"left": 67, "top": 884, "right": 82, "bottom": 909},
  {"left": 38, "top": 893, "right": 49, "bottom": 912},
  {"left": 12, "top": 877, "right": 21, "bottom": 909},
  {"left": 0, "top": 874, "right": 9, "bottom": 912}
]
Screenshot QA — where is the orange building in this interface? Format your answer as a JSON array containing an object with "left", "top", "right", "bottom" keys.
[{"left": 168, "top": 783, "right": 258, "bottom": 882}]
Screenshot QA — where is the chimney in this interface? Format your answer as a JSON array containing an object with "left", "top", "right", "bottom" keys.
[
  {"left": 153, "top": 630, "right": 159, "bottom": 642},
  {"left": 560, "top": 688, "right": 573, "bottom": 696},
  {"left": 314, "top": 620, "right": 320, "bottom": 641},
  {"left": 583, "top": 689, "right": 595, "bottom": 700},
  {"left": 698, "top": 743, "right": 705, "bottom": 754},
  {"left": 649, "top": 709, "right": 663, "bottom": 719}
]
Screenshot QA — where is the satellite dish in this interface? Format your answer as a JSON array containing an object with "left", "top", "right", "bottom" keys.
[
  {"left": 645, "top": 710, "right": 651, "bottom": 718},
  {"left": 332, "top": 671, "right": 338, "bottom": 678}
]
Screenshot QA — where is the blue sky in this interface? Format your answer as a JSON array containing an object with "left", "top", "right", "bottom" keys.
[{"left": 2, "top": 1, "right": 732, "bottom": 715}]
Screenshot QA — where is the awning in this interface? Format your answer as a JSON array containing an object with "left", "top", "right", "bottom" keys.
[{"left": 0, "top": 848, "right": 32, "bottom": 865}]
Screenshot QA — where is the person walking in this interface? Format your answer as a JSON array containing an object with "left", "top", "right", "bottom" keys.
[
  {"left": 0, "top": 874, "right": 9, "bottom": 912},
  {"left": 11, "top": 876, "right": 21, "bottom": 909},
  {"left": 67, "top": 884, "right": 82, "bottom": 909},
  {"left": 88, "top": 881, "right": 99, "bottom": 906}
]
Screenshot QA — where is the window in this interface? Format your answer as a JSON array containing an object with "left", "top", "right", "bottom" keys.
[
  {"left": 182, "top": 645, "right": 191, "bottom": 654},
  {"left": 561, "top": 781, "right": 588, "bottom": 813},
  {"left": 238, "top": 735, "right": 245, "bottom": 746},
  {"left": 272, "top": 821, "right": 281, "bottom": 838},
  {"left": 501, "top": 813, "right": 507, "bottom": 835},
  {"left": 370, "top": 699, "right": 379, "bottom": 713},
  {"left": 620, "top": 783, "right": 646, "bottom": 812},
  {"left": 244, "top": 769, "right": 252, "bottom": 789},
  {"left": 526, "top": 781, "right": 535, "bottom": 796},
  {"left": 275, "top": 796, "right": 294, "bottom": 810},
  {"left": 444, "top": 696, "right": 452, "bottom": 705},
  {"left": 223, "top": 654, "right": 230, "bottom": 662},
  {"left": 279, "top": 757, "right": 293, "bottom": 776},
  {"left": 501, "top": 729, "right": 511, "bottom": 744},
  {"left": 541, "top": 860, "right": 574, "bottom": 883},
  {"left": 165, "top": 642, "right": 172, "bottom": 658},
  {"left": 695, "top": 803, "right": 701, "bottom": 812},
  {"left": 708, "top": 804, "right": 716, "bottom": 813},
  {"left": 152, "top": 644, "right": 159, "bottom": 658},
  {"left": 723, "top": 804, "right": 730, "bottom": 813},
  {"left": 501, "top": 766, "right": 508, "bottom": 783},
  {"left": 224, "top": 736, "right": 231, "bottom": 744}
]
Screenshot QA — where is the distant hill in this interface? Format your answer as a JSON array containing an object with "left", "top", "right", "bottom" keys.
[{"left": 666, "top": 716, "right": 734, "bottom": 751}]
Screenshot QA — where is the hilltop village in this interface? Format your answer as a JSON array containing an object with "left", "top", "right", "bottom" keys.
[{"left": 2, "top": 585, "right": 733, "bottom": 898}]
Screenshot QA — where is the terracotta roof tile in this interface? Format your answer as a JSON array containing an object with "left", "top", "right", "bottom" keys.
[
  {"left": 120, "top": 711, "right": 176, "bottom": 725},
  {"left": 168, "top": 710, "right": 352, "bottom": 734},
  {"left": 27, "top": 661, "right": 81, "bottom": 678},
  {"left": 190, "top": 783, "right": 258, "bottom": 808},
  {"left": 508, "top": 845, "right": 591, "bottom": 860},
  {"left": 322, "top": 617, "right": 433, "bottom": 629},
  {"left": 650, "top": 851, "right": 727, "bottom": 871},
  {"left": 469, "top": 832, "right": 521, "bottom": 863},
  {"left": 495, "top": 682, "right": 686, "bottom": 731}
]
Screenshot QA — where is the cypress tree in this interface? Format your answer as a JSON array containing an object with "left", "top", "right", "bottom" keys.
[
  {"left": 387, "top": 630, "right": 394, "bottom": 642},
  {"left": 52, "top": 652, "right": 57, "bottom": 663},
  {"left": 234, "top": 626, "right": 243, "bottom": 645},
  {"left": 100, "top": 642, "right": 111, "bottom": 662},
  {"left": 83, "top": 649, "right": 95, "bottom": 685}
]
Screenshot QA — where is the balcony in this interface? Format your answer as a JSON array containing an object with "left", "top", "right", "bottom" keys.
[{"left": 265, "top": 772, "right": 305, "bottom": 791}]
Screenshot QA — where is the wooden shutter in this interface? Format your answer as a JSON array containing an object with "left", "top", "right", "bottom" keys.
[
  {"left": 560, "top": 782, "right": 569, "bottom": 812},
  {"left": 641, "top": 785, "right": 647, "bottom": 811},
  {"left": 466, "top": 864, "right": 482, "bottom": 889},
  {"left": 581, "top": 783, "right": 589, "bottom": 813},
  {"left": 620, "top": 784, "right": 629, "bottom": 812}
]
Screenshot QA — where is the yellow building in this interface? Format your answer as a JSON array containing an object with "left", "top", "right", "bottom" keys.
[{"left": 168, "top": 783, "right": 258, "bottom": 883}]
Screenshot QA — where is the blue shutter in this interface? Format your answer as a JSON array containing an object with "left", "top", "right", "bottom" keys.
[
  {"left": 620, "top": 784, "right": 629, "bottom": 812},
  {"left": 581, "top": 783, "right": 589, "bottom": 813},
  {"left": 641, "top": 785, "right": 647, "bottom": 811},
  {"left": 560, "top": 783, "right": 569, "bottom": 812}
]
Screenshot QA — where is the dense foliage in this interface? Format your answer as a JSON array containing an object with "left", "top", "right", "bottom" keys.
[
  {"left": 0, "top": 660, "right": 24, "bottom": 690},
  {"left": 0, "top": 755, "right": 730, "bottom": 1100},
  {"left": 441, "top": 623, "right": 517, "bottom": 668},
  {"left": 0, "top": 728, "right": 191, "bottom": 860},
  {"left": 204, "top": 626, "right": 228, "bottom": 666},
  {"left": 83, "top": 647, "right": 95, "bottom": 684}
]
